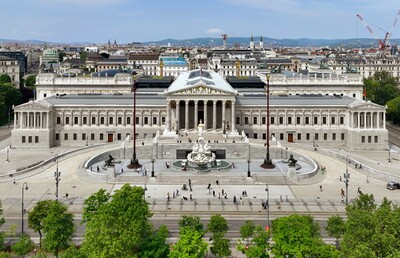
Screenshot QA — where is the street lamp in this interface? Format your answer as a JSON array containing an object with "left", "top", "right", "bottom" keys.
[
  {"left": 265, "top": 184, "right": 270, "bottom": 228},
  {"left": 261, "top": 73, "right": 275, "bottom": 169},
  {"left": 21, "top": 182, "right": 28, "bottom": 235},
  {"left": 151, "top": 159, "right": 155, "bottom": 177},
  {"left": 388, "top": 145, "right": 391, "bottom": 163},
  {"left": 54, "top": 154, "right": 61, "bottom": 201},
  {"left": 128, "top": 82, "right": 141, "bottom": 169},
  {"left": 143, "top": 183, "right": 147, "bottom": 200},
  {"left": 344, "top": 156, "right": 350, "bottom": 205},
  {"left": 247, "top": 159, "right": 251, "bottom": 177},
  {"left": 6, "top": 147, "right": 9, "bottom": 162},
  {"left": 286, "top": 147, "right": 288, "bottom": 159}
]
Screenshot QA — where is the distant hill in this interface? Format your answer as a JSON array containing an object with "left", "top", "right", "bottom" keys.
[{"left": 1, "top": 36, "right": 399, "bottom": 48}]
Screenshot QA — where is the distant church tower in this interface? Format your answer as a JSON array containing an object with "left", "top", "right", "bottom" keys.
[
  {"left": 250, "top": 35, "right": 255, "bottom": 50},
  {"left": 108, "top": 39, "right": 111, "bottom": 48},
  {"left": 260, "top": 35, "right": 264, "bottom": 49},
  {"left": 114, "top": 39, "right": 117, "bottom": 47}
]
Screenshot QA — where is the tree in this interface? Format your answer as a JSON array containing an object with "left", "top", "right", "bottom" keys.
[
  {"left": 341, "top": 194, "right": 400, "bottom": 257},
  {"left": 271, "top": 214, "right": 338, "bottom": 257},
  {"left": 364, "top": 71, "right": 400, "bottom": 106},
  {"left": 244, "top": 226, "right": 271, "bottom": 258},
  {"left": 41, "top": 201, "right": 75, "bottom": 257},
  {"left": 0, "top": 74, "right": 11, "bottom": 84},
  {"left": 81, "top": 184, "right": 154, "bottom": 257},
  {"left": 0, "top": 201, "right": 5, "bottom": 251},
  {"left": 60, "top": 245, "right": 86, "bottom": 258},
  {"left": 326, "top": 215, "right": 346, "bottom": 249},
  {"left": 178, "top": 215, "right": 204, "bottom": 235},
  {"left": 386, "top": 96, "right": 400, "bottom": 125},
  {"left": 28, "top": 200, "right": 53, "bottom": 248},
  {"left": 11, "top": 234, "right": 35, "bottom": 256},
  {"left": 208, "top": 214, "right": 231, "bottom": 257},
  {"left": 82, "top": 188, "right": 110, "bottom": 223},
  {"left": 59, "top": 51, "right": 66, "bottom": 63},
  {"left": 0, "top": 84, "right": 22, "bottom": 125},
  {"left": 141, "top": 225, "right": 170, "bottom": 258},
  {"left": 239, "top": 220, "right": 256, "bottom": 245},
  {"left": 25, "top": 75, "right": 37, "bottom": 89},
  {"left": 168, "top": 226, "right": 208, "bottom": 258}
]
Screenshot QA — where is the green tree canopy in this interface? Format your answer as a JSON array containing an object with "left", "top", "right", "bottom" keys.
[
  {"left": 341, "top": 194, "right": 400, "bottom": 257},
  {"left": 168, "top": 226, "right": 208, "bottom": 258},
  {"left": 178, "top": 215, "right": 204, "bottom": 235},
  {"left": 11, "top": 234, "right": 35, "bottom": 256},
  {"left": 0, "top": 74, "right": 11, "bottom": 84},
  {"left": 208, "top": 215, "right": 231, "bottom": 258},
  {"left": 0, "top": 84, "right": 22, "bottom": 124},
  {"left": 326, "top": 215, "right": 346, "bottom": 249},
  {"left": 81, "top": 184, "right": 154, "bottom": 257},
  {"left": 386, "top": 96, "right": 400, "bottom": 125},
  {"left": 0, "top": 201, "right": 5, "bottom": 251},
  {"left": 364, "top": 71, "right": 400, "bottom": 106},
  {"left": 25, "top": 75, "right": 36, "bottom": 89},
  {"left": 41, "top": 201, "right": 75, "bottom": 257},
  {"left": 271, "top": 214, "right": 338, "bottom": 257},
  {"left": 141, "top": 224, "right": 170, "bottom": 258},
  {"left": 28, "top": 200, "right": 54, "bottom": 248},
  {"left": 207, "top": 214, "right": 229, "bottom": 237},
  {"left": 82, "top": 188, "right": 110, "bottom": 223}
]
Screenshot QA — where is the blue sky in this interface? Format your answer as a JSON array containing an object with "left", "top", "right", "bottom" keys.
[{"left": 1, "top": 0, "right": 399, "bottom": 43}]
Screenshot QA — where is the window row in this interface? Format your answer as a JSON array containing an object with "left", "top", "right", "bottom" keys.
[
  {"left": 361, "top": 135, "right": 379, "bottom": 143},
  {"left": 21, "top": 136, "right": 39, "bottom": 143},
  {"left": 56, "top": 116, "right": 166, "bottom": 126},
  {"left": 237, "top": 116, "right": 345, "bottom": 126}
]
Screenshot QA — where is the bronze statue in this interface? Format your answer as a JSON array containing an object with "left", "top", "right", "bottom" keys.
[{"left": 288, "top": 154, "right": 297, "bottom": 167}]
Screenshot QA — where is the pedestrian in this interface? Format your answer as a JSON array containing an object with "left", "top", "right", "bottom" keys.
[
  {"left": 224, "top": 193, "right": 228, "bottom": 199},
  {"left": 244, "top": 190, "right": 247, "bottom": 197},
  {"left": 240, "top": 196, "right": 243, "bottom": 205},
  {"left": 218, "top": 192, "right": 221, "bottom": 199},
  {"left": 13, "top": 179, "right": 16, "bottom": 185},
  {"left": 341, "top": 196, "right": 344, "bottom": 203},
  {"left": 233, "top": 196, "right": 237, "bottom": 204},
  {"left": 207, "top": 183, "right": 211, "bottom": 190},
  {"left": 222, "top": 189, "right": 224, "bottom": 195},
  {"left": 232, "top": 163, "right": 235, "bottom": 168},
  {"left": 339, "top": 175, "right": 342, "bottom": 182},
  {"left": 176, "top": 189, "right": 179, "bottom": 196},
  {"left": 97, "top": 166, "right": 100, "bottom": 172},
  {"left": 355, "top": 163, "right": 358, "bottom": 169},
  {"left": 213, "top": 190, "right": 216, "bottom": 197},
  {"left": 188, "top": 179, "right": 192, "bottom": 187},
  {"left": 167, "top": 192, "right": 170, "bottom": 200},
  {"left": 189, "top": 185, "right": 192, "bottom": 192},
  {"left": 341, "top": 189, "right": 345, "bottom": 197},
  {"left": 66, "top": 193, "right": 69, "bottom": 198},
  {"left": 359, "top": 164, "right": 362, "bottom": 169},
  {"left": 216, "top": 180, "right": 219, "bottom": 185},
  {"left": 190, "top": 194, "right": 193, "bottom": 201},
  {"left": 357, "top": 187, "right": 362, "bottom": 194},
  {"left": 120, "top": 168, "right": 124, "bottom": 173},
  {"left": 320, "top": 185, "right": 323, "bottom": 192}
]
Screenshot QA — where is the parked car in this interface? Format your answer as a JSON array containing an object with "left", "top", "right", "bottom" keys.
[{"left": 387, "top": 181, "right": 400, "bottom": 190}]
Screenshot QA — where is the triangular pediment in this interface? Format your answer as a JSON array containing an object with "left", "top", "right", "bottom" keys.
[
  {"left": 351, "top": 101, "right": 386, "bottom": 110},
  {"left": 14, "top": 101, "right": 52, "bottom": 111},
  {"left": 174, "top": 84, "right": 231, "bottom": 95}
]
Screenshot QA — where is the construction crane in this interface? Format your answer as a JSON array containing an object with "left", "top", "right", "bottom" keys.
[{"left": 356, "top": 10, "right": 400, "bottom": 51}]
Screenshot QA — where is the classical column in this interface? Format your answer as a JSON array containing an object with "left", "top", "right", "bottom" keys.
[
  {"left": 231, "top": 101, "right": 236, "bottom": 133},
  {"left": 46, "top": 112, "right": 49, "bottom": 128},
  {"left": 204, "top": 100, "right": 207, "bottom": 130},
  {"left": 14, "top": 112, "right": 17, "bottom": 129},
  {"left": 222, "top": 101, "right": 226, "bottom": 131},
  {"left": 383, "top": 112, "right": 386, "bottom": 128},
  {"left": 364, "top": 112, "right": 367, "bottom": 129},
  {"left": 166, "top": 101, "right": 171, "bottom": 131},
  {"left": 33, "top": 112, "right": 36, "bottom": 129},
  {"left": 194, "top": 100, "right": 198, "bottom": 128},
  {"left": 185, "top": 100, "right": 189, "bottom": 131},
  {"left": 176, "top": 100, "right": 180, "bottom": 132},
  {"left": 357, "top": 112, "right": 360, "bottom": 129},
  {"left": 212, "top": 100, "right": 217, "bottom": 131}
]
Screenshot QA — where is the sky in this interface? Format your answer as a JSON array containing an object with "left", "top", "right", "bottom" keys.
[{"left": 1, "top": 0, "right": 400, "bottom": 43}]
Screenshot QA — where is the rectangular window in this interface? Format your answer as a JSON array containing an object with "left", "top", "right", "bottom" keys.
[
  {"left": 331, "top": 117, "right": 335, "bottom": 125},
  {"left": 92, "top": 117, "right": 96, "bottom": 125},
  {"left": 236, "top": 117, "right": 240, "bottom": 125},
  {"left": 91, "top": 133, "right": 95, "bottom": 140},
  {"left": 66, "top": 117, "right": 70, "bottom": 124},
  {"left": 279, "top": 117, "right": 284, "bottom": 124},
  {"left": 254, "top": 133, "right": 257, "bottom": 139},
  {"left": 287, "top": 117, "right": 292, "bottom": 124},
  {"left": 74, "top": 117, "right": 78, "bottom": 124},
  {"left": 118, "top": 117, "right": 122, "bottom": 125},
  {"left": 324, "top": 133, "right": 327, "bottom": 140},
  {"left": 306, "top": 133, "right": 310, "bottom": 140},
  {"left": 262, "top": 117, "right": 266, "bottom": 124},
  {"left": 64, "top": 134, "right": 68, "bottom": 140},
  {"left": 297, "top": 133, "right": 301, "bottom": 140},
  {"left": 136, "top": 117, "right": 140, "bottom": 125},
  {"left": 117, "top": 133, "right": 121, "bottom": 140},
  {"left": 262, "top": 133, "right": 266, "bottom": 140},
  {"left": 127, "top": 117, "right": 131, "bottom": 125},
  {"left": 340, "top": 117, "right": 344, "bottom": 125},
  {"left": 271, "top": 117, "right": 275, "bottom": 125},
  {"left": 280, "top": 133, "right": 284, "bottom": 140},
  {"left": 368, "top": 136, "right": 371, "bottom": 143},
  {"left": 374, "top": 136, "right": 378, "bottom": 143},
  {"left": 161, "top": 117, "right": 166, "bottom": 124},
  {"left": 100, "top": 133, "right": 104, "bottom": 140},
  {"left": 109, "top": 117, "right": 113, "bottom": 125},
  {"left": 332, "top": 133, "right": 336, "bottom": 140},
  {"left": 315, "top": 133, "right": 319, "bottom": 140},
  {"left": 22, "top": 136, "right": 26, "bottom": 143},
  {"left": 82, "top": 133, "right": 86, "bottom": 140},
  {"left": 55, "top": 133, "right": 59, "bottom": 141},
  {"left": 341, "top": 133, "right": 345, "bottom": 140},
  {"left": 296, "top": 117, "right": 301, "bottom": 124},
  {"left": 253, "top": 117, "right": 257, "bottom": 125},
  {"left": 35, "top": 136, "right": 39, "bottom": 143},
  {"left": 83, "top": 117, "right": 87, "bottom": 125},
  {"left": 73, "top": 133, "right": 77, "bottom": 140},
  {"left": 153, "top": 117, "right": 157, "bottom": 125},
  {"left": 144, "top": 117, "right": 149, "bottom": 125},
  {"left": 28, "top": 136, "right": 32, "bottom": 143},
  {"left": 100, "top": 117, "right": 105, "bottom": 124},
  {"left": 361, "top": 136, "right": 365, "bottom": 143},
  {"left": 314, "top": 117, "right": 318, "bottom": 124},
  {"left": 305, "top": 117, "right": 310, "bottom": 124},
  {"left": 56, "top": 117, "right": 61, "bottom": 125},
  {"left": 244, "top": 117, "right": 249, "bottom": 125},
  {"left": 322, "top": 117, "right": 327, "bottom": 124}
]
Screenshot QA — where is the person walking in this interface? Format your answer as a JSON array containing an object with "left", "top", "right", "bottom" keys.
[{"left": 319, "top": 185, "right": 323, "bottom": 192}]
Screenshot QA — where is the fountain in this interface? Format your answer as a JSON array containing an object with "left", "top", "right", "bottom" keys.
[{"left": 187, "top": 121, "right": 216, "bottom": 169}]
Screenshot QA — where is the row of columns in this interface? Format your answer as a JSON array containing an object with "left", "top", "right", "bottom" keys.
[
  {"left": 351, "top": 111, "right": 385, "bottom": 129},
  {"left": 166, "top": 99, "right": 236, "bottom": 133},
  {"left": 14, "top": 111, "right": 49, "bottom": 129}
]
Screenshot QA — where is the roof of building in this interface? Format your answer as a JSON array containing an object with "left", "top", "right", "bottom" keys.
[
  {"left": 166, "top": 69, "right": 236, "bottom": 94},
  {"left": 0, "top": 55, "right": 16, "bottom": 61}
]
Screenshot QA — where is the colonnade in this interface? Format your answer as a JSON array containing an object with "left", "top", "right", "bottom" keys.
[
  {"left": 14, "top": 111, "right": 49, "bottom": 129},
  {"left": 351, "top": 111, "right": 385, "bottom": 129}
]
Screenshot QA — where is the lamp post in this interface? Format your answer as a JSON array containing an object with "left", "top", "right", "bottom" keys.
[
  {"left": 261, "top": 73, "right": 275, "bottom": 168},
  {"left": 6, "top": 147, "right": 9, "bottom": 162},
  {"left": 344, "top": 156, "right": 350, "bottom": 205},
  {"left": 286, "top": 147, "right": 288, "bottom": 159},
  {"left": 247, "top": 159, "right": 251, "bottom": 177},
  {"left": 143, "top": 183, "right": 147, "bottom": 200},
  {"left": 151, "top": 159, "right": 155, "bottom": 177},
  {"left": 54, "top": 154, "right": 61, "bottom": 201},
  {"left": 21, "top": 182, "right": 28, "bottom": 235},
  {"left": 128, "top": 82, "right": 141, "bottom": 169},
  {"left": 388, "top": 145, "right": 391, "bottom": 163},
  {"left": 265, "top": 184, "right": 270, "bottom": 228}
]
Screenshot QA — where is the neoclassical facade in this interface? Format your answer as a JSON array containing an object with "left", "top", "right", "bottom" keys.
[{"left": 12, "top": 69, "right": 388, "bottom": 151}]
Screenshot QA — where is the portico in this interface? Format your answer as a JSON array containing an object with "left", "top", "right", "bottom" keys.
[{"left": 164, "top": 70, "right": 237, "bottom": 134}]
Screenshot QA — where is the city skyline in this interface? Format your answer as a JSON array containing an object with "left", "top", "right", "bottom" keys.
[{"left": 1, "top": 0, "right": 399, "bottom": 44}]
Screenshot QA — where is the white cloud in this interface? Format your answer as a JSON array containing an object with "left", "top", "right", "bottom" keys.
[{"left": 206, "top": 28, "right": 224, "bottom": 35}]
